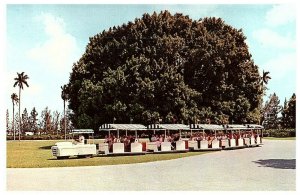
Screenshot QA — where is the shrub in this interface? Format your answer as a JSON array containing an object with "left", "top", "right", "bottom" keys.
[{"left": 264, "top": 129, "right": 296, "bottom": 137}]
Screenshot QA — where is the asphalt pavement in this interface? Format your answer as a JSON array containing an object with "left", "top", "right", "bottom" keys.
[{"left": 6, "top": 139, "right": 296, "bottom": 191}]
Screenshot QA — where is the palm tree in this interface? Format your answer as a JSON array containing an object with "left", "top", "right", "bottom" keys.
[
  {"left": 262, "top": 70, "right": 271, "bottom": 85},
  {"left": 259, "top": 70, "right": 271, "bottom": 125},
  {"left": 13, "top": 72, "right": 29, "bottom": 141},
  {"left": 259, "top": 70, "right": 271, "bottom": 95},
  {"left": 61, "top": 85, "right": 69, "bottom": 140},
  {"left": 11, "top": 93, "right": 19, "bottom": 140}
]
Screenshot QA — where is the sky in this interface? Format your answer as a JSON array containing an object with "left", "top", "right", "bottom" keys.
[
  {"left": 0, "top": 1, "right": 298, "bottom": 193},
  {"left": 3, "top": 3, "right": 297, "bottom": 118}
]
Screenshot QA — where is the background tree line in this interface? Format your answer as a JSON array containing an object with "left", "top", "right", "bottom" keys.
[
  {"left": 262, "top": 93, "right": 296, "bottom": 130},
  {"left": 6, "top": 107, "right": 73, "bottom": 138},
  {"left": 66, "top": 10, "right": 266, "bottom": 130}
]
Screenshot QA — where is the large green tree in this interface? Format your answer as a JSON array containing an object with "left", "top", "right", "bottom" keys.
[{"left": 67, "top": 11, "right": 263, "bottom": 129}]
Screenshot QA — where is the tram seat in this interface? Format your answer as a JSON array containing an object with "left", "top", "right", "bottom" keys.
[
  {"left": 211, "top": 139, "right": 220, "bottom": 149},
  {"left": 161, "top": 142, "right": 172, "bottom": 151},
  {"left": 176, "top": 140, "right": 185, "bottom": 150},
  {"left": 131, "top": 142, "right": 142, "bottom": 153},
  {"left": 188, "top": 140, "right": 198, "bottom": 150},
  {"left": 200, "top": 140, "right": 208, "bottom": 149},
  {"left": 113, "top": 142, "right": 124, "bottom": 153},
  {"left": 230, "top": 139, "right": 236, "bottom": 147}
]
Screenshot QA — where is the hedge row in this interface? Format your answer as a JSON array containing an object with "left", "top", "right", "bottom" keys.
[
  {"left": 263, "top": 129, "right": 296, "bottom": 137},
  {"left": 6, "top": 135, "right": 72, "bottom": 140}
]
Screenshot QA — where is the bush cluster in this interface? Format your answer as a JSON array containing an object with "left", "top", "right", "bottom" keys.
[
  {"left": 263, "top": 129, "right": 296, "bottom": 137},
  {"left": 6, "top": 135, "right": 70, "bottom": 140}
]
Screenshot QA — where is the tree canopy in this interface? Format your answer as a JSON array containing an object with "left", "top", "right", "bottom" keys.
[
  {"left": 281, "top": 93, "right": 296, "bottom": 129},
  {"left": 67, "top": 11, "right": 263, "bottom": 130},
  {"left": 262, "top": 93, "right": 282, "bottom": 129}
]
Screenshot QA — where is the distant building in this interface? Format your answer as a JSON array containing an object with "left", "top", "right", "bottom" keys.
[{"left": 25, "top": 132, "right": 34, "bottom": 136}]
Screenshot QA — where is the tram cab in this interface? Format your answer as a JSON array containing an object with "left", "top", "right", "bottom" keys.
[{"left": 51, "top": 129, "right": 96, "bottom": 159}]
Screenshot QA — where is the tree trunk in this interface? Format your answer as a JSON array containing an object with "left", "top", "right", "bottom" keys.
[
  {"left": 13, "top": 103, "right": 15, "bottom": 140},
  {"left": 64, "top": 100, "right": 66, "bottom": 140},
  {"left": 19, "top": 87, "right": 21, "bottom": 141}
]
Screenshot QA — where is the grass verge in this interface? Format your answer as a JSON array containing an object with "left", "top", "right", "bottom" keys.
[{"left": 7, "top": 140, "right": 212, "bottom": 168}]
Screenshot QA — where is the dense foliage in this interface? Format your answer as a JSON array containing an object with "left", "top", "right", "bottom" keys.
[
  {"left": 262, "top": 93, "right": 296, "bottom": 130},
  {"left": 262, "top": 93, "right": 282, "bottom": 129},
  {"left": 67, "top": 11, "right": 263, "bottom": 129},
  {"left": 6, "top": 107, "right": 73, "bottom": 137},
  {"left": 281, "top": 93, "right": 296, "bottom": 129}
]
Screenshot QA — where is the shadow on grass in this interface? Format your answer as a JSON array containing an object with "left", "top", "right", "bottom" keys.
[
  {"left": 253, "top": 159, "right": 296, "bottom": 169},
  {"left": 39, "top": 145, "right": 52, "bottom": 150},
  {"left": 47, "top": 156, "right": 94, "bottom": 160}
]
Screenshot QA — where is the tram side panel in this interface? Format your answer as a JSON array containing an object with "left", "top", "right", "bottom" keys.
[
  {"left": 161, "top": 142, "right": 172, "bottom": 151},
  {"left": 176, "top": 140, "right": 186, "bottom": 150},
  {"left": 237, "top": 138, "right": 244, "bottom": 147},
  {"left": 250, "top": 137, "right": 256, "bottom": 146},
  {"left": 200, "top": 140, "right": 208, "bottom": 149},
  {"left": 131, "top": 142, "right": 143, "bottom": 153},
  {"left": 211, "top": 139, "right": 220, "bottom": 149},
  {"left": 147, "top": 142, "right": 158, "bottom": 152},
  {"left": 257, "top": 136, "right": 262, "bottom": 144},
  {"left": 244, "top": 138, "right": 250, "bottom": 146},
  {"left": 98, "top": 143, "right": 109, "bottom": 154},
  {"left": 230, "top": 139, "right": 236, "bottom": 147},
  {"left": 188, "top": 140, "right": 198, "bottom": 150},
  {"left": 113, "top": 143, "right": 125, "bottom": 153}
]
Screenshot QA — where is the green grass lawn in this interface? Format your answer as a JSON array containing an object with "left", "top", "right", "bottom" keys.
[
  {"left": 7, "top": 140, "right": 212, "bottom": 168},
  {"left": 263, "top": 137, "right": 296, "bottom": 140}
]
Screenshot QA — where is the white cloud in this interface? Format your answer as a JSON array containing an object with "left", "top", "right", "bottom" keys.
[
  {"left": 265, "top": 4, "right": 296, "bottom": 27},
  {"left": 27, "top": 13, "right": 80, "bottom": 73},
  {"left": 261, "top": 52, "right": 296, "bottom": 80},
  {"left": 252, "top": 28, "right": 295, "bottom": 49}
]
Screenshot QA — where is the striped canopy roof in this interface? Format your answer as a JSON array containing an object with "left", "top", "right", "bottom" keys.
[
  {"left": 71, "top": 129, "right": 94, "bottom": 134},
  {"left": 190, "top": 124, "right": 264, "bottom": 130},
  {"left": 99, "top": 124, "right": 147, "bottom": 131},
  {"left": 190, "top": 124, "right": 224, "bottom": 130},
  {"left": 98, "top": 123, "right": 264, "bottom": 131},
  {"left": 225, "top": 124, "right": 249, "bottom": 130},
  {"left": 147, "top": 124, "right": 190, "bottom": 130},
  {"left": 245, "top": 124, "right": 264, "bottom": 129}
]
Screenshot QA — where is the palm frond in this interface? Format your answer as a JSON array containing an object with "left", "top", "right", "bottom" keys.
[
  {"left": 262, "top": 70, "right": 271, "bottom": 84},
  {"left": 23, "top": 81, "right": 29, "bottom": 87},
  {"left": 13, "top": 72, "right": 29, "bottom": 89},
  {"left": 13, "top": 81, "right": 19, "bottom": 87}
]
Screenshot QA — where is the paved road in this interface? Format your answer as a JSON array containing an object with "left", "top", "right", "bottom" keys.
[{"left": 7, "top": 139, "right": 296, "bottom": 191}]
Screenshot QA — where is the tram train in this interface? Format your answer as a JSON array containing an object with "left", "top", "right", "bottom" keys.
[{"left": 51, "top": 123, "right": 263, "bottom": 159}]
